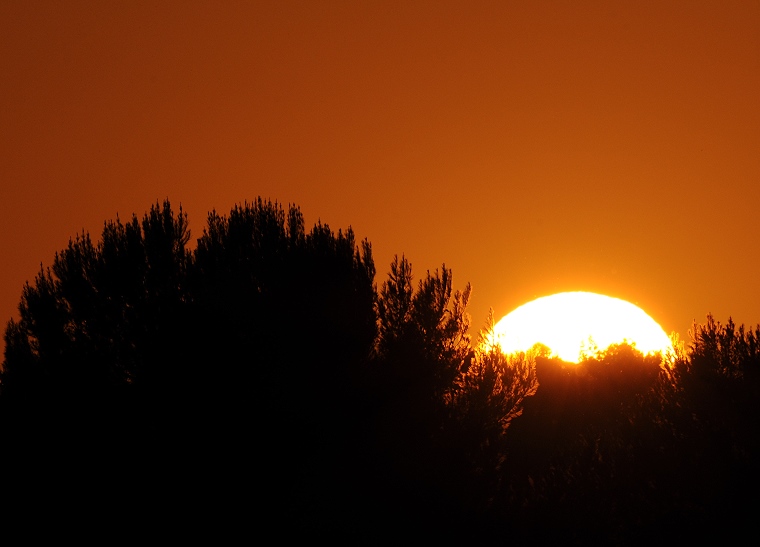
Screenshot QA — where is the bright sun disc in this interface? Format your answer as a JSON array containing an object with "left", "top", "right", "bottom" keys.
[{"left": 492, "top": 292, "right": 672, "bottom": 363}]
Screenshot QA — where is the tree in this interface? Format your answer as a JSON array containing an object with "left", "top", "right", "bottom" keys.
[
  {"left": 451, "top": 310, "right": 538, "bottom": 441},
  {"left": 1, "top": 200, "right": 192, "bottom": 403},
  {"left": 190, "top": 198, "right": 377, "bottom": 404},
  {"left": 1, "top": 197, "right": 383, "bottom": 536},
  {"left": 436, "top": 310, "right": 538, "bottom": 530},
  {"left": 188, "top": 199, "right": 380, "bottom": 535},
  {"left": 374, "top": 255, "right": 471, "bottom": 402},
  {"left": 0, "top": 200, "right": 196, "bottom": 527}
]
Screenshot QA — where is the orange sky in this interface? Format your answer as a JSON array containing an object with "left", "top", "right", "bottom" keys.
[{"left": 2, "top": 1, "right": 759, "bottom": 356}]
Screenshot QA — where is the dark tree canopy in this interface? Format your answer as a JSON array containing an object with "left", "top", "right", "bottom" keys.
[
  {"left": 2, "top": 201, "right": 192, "bottom": 402},
  {"left": 1, "top": 199, "right": 758, "bottom": 543}
]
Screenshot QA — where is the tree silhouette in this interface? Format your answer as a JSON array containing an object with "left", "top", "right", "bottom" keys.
[
  {"left": 374, "top": 255, "right": 471, "bottom": 400},
  {"left": 437, "top": 311, "right": 539, "bottom": 534},
  {"left": 666, "top": 314, "right": 760, "bottom": 537},
  {"left": 2, "top": 200, "right": 191, "bottom": 404},
  {"left": 189, "top": 198, "right": 379, "bottom": 534},
  {"left": 368, "top": 258, "right": 540, "bottom": 539},
  {"left": 0, "top": 198, "right": 381, "bottom": 534},
  {"left": 0, "top": 200, "right": 197, "bottom": 529},
  {"left": 188, "top": 199, "right": 376, "bottom": 419},
  {"left": 460, "top": 310, "right": 539, "bottom": 431},
  {"left": 356, "top": 255, "right": 470, "bottom": 535},
  {"left": 4, "top": 199, "right": 760, "bottom": 542}
]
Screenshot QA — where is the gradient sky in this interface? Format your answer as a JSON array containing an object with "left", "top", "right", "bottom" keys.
[{"left": 2, "top": 1, "right": 759, "bottom": 356}]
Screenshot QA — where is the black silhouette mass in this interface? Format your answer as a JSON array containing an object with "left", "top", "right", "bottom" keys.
[{"left": 2, "top": 199, "right": 758, "bottom": 542}]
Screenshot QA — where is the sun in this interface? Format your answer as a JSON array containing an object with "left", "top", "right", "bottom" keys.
[{"left": 491, "top": 291, "right": 672, "bottom": 363}]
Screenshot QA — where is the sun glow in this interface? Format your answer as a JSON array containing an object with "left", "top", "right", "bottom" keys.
[{"left": 492, "top": 292, "right": 672, "bottom": 363}]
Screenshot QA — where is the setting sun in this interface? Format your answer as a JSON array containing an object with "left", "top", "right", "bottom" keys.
[{"left": 492, "top": 292, "right": 672, "bottom": 363}]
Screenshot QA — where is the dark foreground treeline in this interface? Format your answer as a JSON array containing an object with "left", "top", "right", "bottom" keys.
[{"left": 2, "top": 199, "right": 758, "bottom": 542}]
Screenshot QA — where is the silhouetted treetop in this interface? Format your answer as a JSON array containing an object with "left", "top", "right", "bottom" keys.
[
  {"left": 1, "top": 198, "right": 378, "bottom": 406},
  {"left": 191, "top": 199, "right": 376, "bottom": 373},
  {"left": 2, "top": 200, "right": 191, "bottom": 397},
  {"left": 455, "top": 310, "right": 538, "bottom": 433},
  {"left": 3, "top": 197, "right": 760, "bottom": 543},
  {"left": 689, "top": 313, "right": 760, "bottom": 382},
  {"left": 373, "top": 255, "right": 472, "bottom": 408}
]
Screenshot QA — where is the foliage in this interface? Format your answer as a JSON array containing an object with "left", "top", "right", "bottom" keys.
[
  {"left": 452, "top": 310, "right": 538, "bottom": 438},
  {"left": 1, "top": 200, "right": 192, "bottom": 401},
  {"left": 689, "top": 313, "right": 760, "bottom": 381},
  {"left": 496, "top": 318, "right": 760, "bottom": 543},
  {"left": 3, "top": 198, "right": 760, "bottom": 541},
  {"left": 0, "top": 197, "right": 386, "bottom": 536},
  {"left": 370, "top": 265, "right": 546, "bottom": 536},
  {"left": 374, "top": 254, "right": 471, "bottom": 406},
  {"left": 191, "top": 198, "right": 377, "bottom": 383}
]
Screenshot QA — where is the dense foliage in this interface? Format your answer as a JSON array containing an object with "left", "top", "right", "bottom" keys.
[{"left": 2, "top": 199, "right": 758, "bottom": 542}]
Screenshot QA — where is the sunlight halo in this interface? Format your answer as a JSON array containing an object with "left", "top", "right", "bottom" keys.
[{"left": 491, "top": 292, "right": 672, "bottom": 363}]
